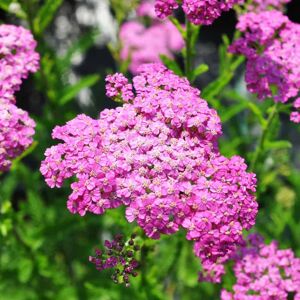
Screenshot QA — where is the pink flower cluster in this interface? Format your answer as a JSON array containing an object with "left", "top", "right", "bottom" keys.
[
  {"left": 40, "top": 63, "right": 257, "bottom": 282},
  {"left": 221, "top": 234, "right": 300, "bottom": 300},
  {"left": 246, "top": 0, "right": 290, "bottom": 12},
  {"left": 120, "top": 1, "right": 184, "bottom": 74},
  {"left": 0, "top": 100, "right": 36, "bottom": 171},
  {"left": 155, "top": 0, "right": 243, "bottom": 25},
  {"left": 229, "top": 11, "right": 300, "bottom": 121},
  {"left": 0, "top": 25, "right": 39, "bottom": 171},
  {"left": 0, "top": 24, "right": 39, "bottom": 102}
]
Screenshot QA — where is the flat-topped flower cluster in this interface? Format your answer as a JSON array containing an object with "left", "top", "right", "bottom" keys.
[
  {"left": 230, "top": 10, "right": 300, "bottom": 122},
  {"left": 0, "top": 24, "right": 39, "bottom": 102},
  {"left": 0, "top": 101, "right": 36, "bottom": 171},
  {"left": 41, "top": 63, "right": 258, "bottom": 282},
  {"left": 245, "top": 0, "right": 290, "bottom": 12},
  {"left": 221, "top": 234, "right": 300, "bottom": 300},
  {"left": 0, "top": 25, "right": 39, "bottom": 171},
  {"left": 155, "top": 0, "right": 243, "bottom": 25}
]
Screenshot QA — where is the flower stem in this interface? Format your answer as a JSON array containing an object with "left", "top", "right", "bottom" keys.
[
  {"left": 250, "top": 102, "right": 279, "bottom": 172},
  {"left": 139, "top": 233, "right": 153, "bottom": 300},
  {"left": 184, "top": 19, "right": 193, "bottom": 80}
]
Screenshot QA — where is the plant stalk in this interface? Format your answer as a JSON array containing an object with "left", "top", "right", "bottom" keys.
[{"left": 250, "top": 102, "right": 279, "bottom": 172}]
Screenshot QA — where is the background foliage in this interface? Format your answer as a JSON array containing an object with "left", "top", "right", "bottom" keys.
[{"left": 1, "top": 1, "right": 300, "bottom": 299}]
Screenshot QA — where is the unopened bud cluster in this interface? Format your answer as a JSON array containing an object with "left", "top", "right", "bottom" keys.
[{"left": 89, "top": 233, "right": 140, "bottom": 287}]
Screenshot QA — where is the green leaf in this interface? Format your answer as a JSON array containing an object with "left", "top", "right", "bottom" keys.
[
  {"left": 57, "top": 30, "right": 99, "bottom": 73},
  {"left": 265, "top": 140, "right": 292, "bottom": 150},
  {"left": 0, "top": 0, "right": 11, "bottom": 10},
  {"left": 223, "top": 90, "right": 267, "bottom": 126},
  {"left": 0, "top": 199, "right": 12, "bottom": 214},
  {"left": 221, "top": 34, "right": 230, "bottom": 47},
  {"left": 177, "top": 243, "right": 199, "bottom": 287},
  {"left": 221, "top": 102, "right": 248, "bottom": 122},
  {"left": 0, "top": 218, "right": 13, "bottom": 236},
  {"left": 0, "top": 1, "right": 27, "bottom": 19},
  {"left": 18, "top": 258, "right": 33, "bottom": 283},
  {"left": 203, "top": 56, "right": 244, "bottom": 99},
  {"left": 33, "top": 0, "right": 63, "bottom": 35},
  {"left": 202, "top": 72, "right": 232, "bottom": 100},
  {"left": 58, "top": 74, "right": 100, "bottom": 105},
  {"left": 160, "top": 55, "right": 183, "bottom": 76},
  {"left": 169, "top": 16, "right": 186, "bottom": 38},
  {"left": 230, "top": 56, "right": 245, "bottom": 71},
  {"left": 218, "top": 44, "right": 228, "bottom": 73},
  {"left": 27, "top": 190, "right": 44, "bottom": 223},
  {"left": 191, "top": 63, "right": 209, "bottom": 82},
  {"left": 247, "top": 102, "right": 267, "bottom": 127},
  {"left": 11, "top": 141, "right": 38, "bottom": 170},
  {"left": 191, "top": 24, "right": 201, "bottom": 49}
]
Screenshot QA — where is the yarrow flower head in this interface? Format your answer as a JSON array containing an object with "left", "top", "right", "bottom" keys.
[
  {"left": 41, "top": 63, "right": 257, "bottom": 282},
  {"left": 0, "top": 24, "right": 39, "bottom": 102},
  {"left": 155, "top": 0, "right": 243, "bottom": 25},
  {"left": 221, "top": 234, "right": 300, "bottom": 300},
  {"left": 245, "top": 0, "right": 290, "bottom": 12},
  {"left": 120, "top": 1, "right": 184, "bottom": 74},
  {"left": 229, "top": 11, "right": 300, "bottom": 122},
  {"left": 89, "top": 233, "right": 140, "bottom": 287},
  {"left": 0, "top": 99, "right": 35, "bottom": 172},
  {"left": 0, "top": 24, "right": 39, "bottom": 172}
]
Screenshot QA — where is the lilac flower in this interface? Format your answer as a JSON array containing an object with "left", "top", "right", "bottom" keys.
[
  {"left": 221, "top": 234, "right": 300, "bottom": 300},
  {"left": 41, "top": 63, "right": 257, "bottom": 282},
  {"left": 155, "top": 0, "right": 243, "bottom": 25},
  {"left": 120, "top": 1, "right": 184, "bottom": 74},
  {"left": 230, "top": 11, "right": 300, "bottom": 122}
]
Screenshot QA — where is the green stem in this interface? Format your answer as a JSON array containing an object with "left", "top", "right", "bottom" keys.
[
  {"left": 140, "top": 245, "right": 150, "bottom": 300},
  {"left": 23, "top": 0, "right": 35, "bottom": 34},
  {"left": 184, "top": 18, "right": 193, "bottom": 80},
  {"left": 250, "top": 102, "right": 279, "bottom": 172},
  {"left": 139, "top": 233, "right": 153, "bottom": 300},
  {"left": 165, "top": 238, "right": 183, "bottom": 299}
]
